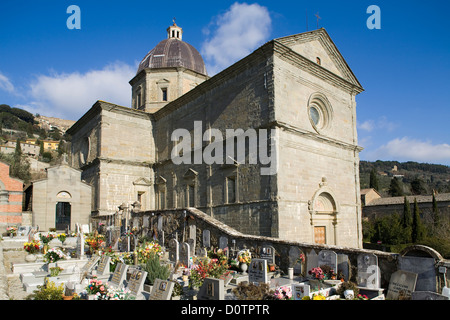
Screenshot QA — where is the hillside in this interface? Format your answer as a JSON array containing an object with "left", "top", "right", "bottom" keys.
[{"left": 360, "top": 160, "right": 450, "bottom": 196}]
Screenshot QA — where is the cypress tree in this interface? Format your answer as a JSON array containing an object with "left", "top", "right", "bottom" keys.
[
  {"left": 369, "top": 168, "right": 379, "bottom": 191},
  {"left": 432, "top": 193, "right": 440, "bottom": 229},
  {"left": 411, "top": 198, "right": 424, "bottom": 243},
  {"left": 402, "top": 197, "right": 412, "bottom": 243},
  {"left": 388, "top": 177, "right": 404, "bottom": 197}
]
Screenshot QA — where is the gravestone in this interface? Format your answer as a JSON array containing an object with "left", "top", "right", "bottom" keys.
[
  {"left": 337, "top": 254, "right": 350, "bottom": 281},
  {"left": 318, "top": 250, "right": 337, "bottom": 272},
  {"left": 386, "top": 270, "right": 418, "bottom": 300},
  {"left": 127, "top": 269, "right": 148, "bottom": 299},
  {"left": 411, "top": 291, "right": 449, "bottom": 300},
  {"left": 260, "top": 245, "right": 275, "bottom": 265},
  {"left": 149, "top": 279, "right": 175, "bottom": 300},
  {"left": 357, "top": 253, "right": 380, "bottom": 289},
  {"left": 97, "top": 255, "right": 111, "bottom": 275},
  {"left": 179, "top": 242, "right": 191, "bottom": 267},
  {"left": 108, "top": 263, "right": 129, "bottom": 289},
  {"left": 248, "top": 259, "right": 269, "bottom": 284},
  {"left": 81, "top": 224, "right": 90, "bottom": 234},
  {"left": 81, "top": 255, "right": 100, "bottom": 274},
  {"left": 187, "top": 238, "right": 195, "bottom": 256},
  {"left": 398, "top": 256, "right": 437, "bottom": 292},
  {"left": 198, "top": 278, "right": 225, "bottom": 300},
  {"left": 219, "top": 272, "right": 234, "bottom": 286},
  {"left": 292, "top": 283, "right": 310, "bottom": 300},
  {"left": 219, "top": 236, "right": 228, "bottom": 250},
  {"left": 76, "top": 233, "right": 85, "bottom": 258},
  {"left": 168, "top": 239, "right": 179, "bottom": 263},
  {"left": 202, "top": 229, "right": 211, "bottom": 248},
  {"left": 143, "top": 216, "right": 149, "bottom": 228},
  {"left": 289, "top": 246, "right": 304, "bottom": 275},
  {"left": 306, "top": 249, "right": 318, "bottom": 272}
]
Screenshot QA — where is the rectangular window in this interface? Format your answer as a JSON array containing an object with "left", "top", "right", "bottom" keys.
[
  {"left": 314, "top": 226, "right": 326, "bottom": 244},
  {"left": 188, "top": 185, "right": 195, "bottom": 207},
  {"left": 162, "top": 88, "right": 168, "bottom": 101},
  {"left": 159, "top": 190, "right": 166, "bottom": 210},
  {"left": 137, "top": 191, "right": 145, "bottom": 209},
  {"left": 226, "top": 177, "right": 236, "bottom": 204}
]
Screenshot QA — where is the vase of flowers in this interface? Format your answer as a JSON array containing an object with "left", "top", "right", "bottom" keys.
[
  {"left": 44, "top": 248, "right": 66, "bottom": 263},
  {"left": 24, "top": 240, "right": 41, "bottom": 262},
  {"left": 57, "top": 233, "right": 66, "bottom": 245},
  {"left": 39, "top": 233, "right": 55, "bottom": 254},
  {"left": 85, "top": 278, "right": 108, "bottom": 300},
  {"left": 6, "top": 226, "right": 17, "bottom": 238},
  {"left": 237, "top": 249, "right": 251, "bottom": 274}
]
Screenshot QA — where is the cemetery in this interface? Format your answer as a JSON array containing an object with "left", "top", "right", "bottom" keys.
[{"left": 1, "top": 207, "right": 450, "bottom": 301}]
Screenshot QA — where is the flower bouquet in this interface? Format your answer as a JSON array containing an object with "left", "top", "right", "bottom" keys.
[
  {"left": 274, "top": 286, "right": 293, "bottom": 300},
  {"left": 57, "top": 233, "right": 66, "bottom": 244},
  {"left": 39, "top": 233, "right": 55, "bottom": 245},
  {"left": 237, "top": 249, "right": 251, "bottom": 264},
  {"left": 104, "top": 287, "right": 135, "bottom": 300},
  {"left": 85, "top": 278, "right": 109, "bottom": 299},
  {"left": 44, "top": 248, "right": 66, "bottom": 263},
  {"left": 24, "top": 240, "right": 41, "bottom": 254},
  {"left": 6, "top": 226, "right": 17, "bottom": 236}
]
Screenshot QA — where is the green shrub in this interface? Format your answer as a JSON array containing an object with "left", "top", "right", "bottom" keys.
[
  {"left": 26, "top": 280, "right": 64, "bottom": 300},
  {"left": 140, "top": 252, "right": 170, "bottom": 285}
]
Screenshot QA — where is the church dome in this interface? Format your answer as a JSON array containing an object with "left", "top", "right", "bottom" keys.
[{"left": 137, "top": 23, "right": 207, "bottom": 76}]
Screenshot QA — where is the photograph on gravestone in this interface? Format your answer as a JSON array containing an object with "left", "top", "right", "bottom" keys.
[
  {"left": 128, "top": 270, "right": 148, "bottom": 297},
  {"left": 386, "top": 270, "right": 418, "bottom": 300},
  {"left": 198, "top": 278, "right": 225, "bottom": 300},
  {"left": 149, "top": 279, "right": 175, "bottom": 300},
  {"left": 357, "top": 253, "right": 380, "bottom": 289}
]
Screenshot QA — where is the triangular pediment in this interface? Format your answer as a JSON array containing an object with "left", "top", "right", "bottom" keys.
[
  {"left": 183, "top": 168, "right": 198, "bottom": 179},
  {"left": 133, "top": 177, "right": 152, "bottom": 186},
  {"left": 155, "top": 176, "right": 167, "bottom": 184},
  {"left": 275, "top": 29, "right": 362, "bottom": 89}
]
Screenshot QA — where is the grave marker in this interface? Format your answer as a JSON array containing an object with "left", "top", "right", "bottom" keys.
[
  {"left": 81, "top": 255, "right": 100, "bottom": 274},
  {"left": 198, "top": 278, "right": 224, "bottom": 300},
  {"left": 108, "top": 263, "right": 129, "bottom": 289},
  {"left": 260, "top": 245, "right": 275, "bottom": 265},
  {"left": 76, "top": 233, "right": 85, "bottom": 258},
  {"left": 202, "top": 229, "right": 210, "bottom": 248},
  {"left": 248, "top": 259, "right": 269, "bottom": 284},
  {"left": 386, "top": 270, "right": 417, "bottom": 300},
  {"left": 357, "top": 253, "right": 380, "bottom": 289},
  {"left": 168, "top": 239, "right": 179, "bottom": 263},
  {"left": 127, "top": 269, "right": 148, "bottom": 299},
  {"left": 179, "top": 242, "right": 191, "bottom": 267},
  {"left": 149, "top": 279, "right": 175, "bottom": 300},
  {"left": 398, "top": 256, "right": 437, "bottom": 292},
  {"left": 318, "top": 250, "right": 337, "bottom": 272},
  {"left": 292, "top": 283, "right": 310, "bottom": 300},
  {"left": 306, "top": 249, "right": 318, "bottom": 272},
  {"left": 219, "top": 236, "right": 228, "bottom": 250},
  {"left": 97, "top": 255, "right": 111, "bottom": 275},
  {"left": 289, "top": 246, "right": 304, "bottom": 275}
]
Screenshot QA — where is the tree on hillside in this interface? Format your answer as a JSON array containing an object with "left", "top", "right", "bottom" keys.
[
  {"left": 402, "top": 197, "right": 412, "bottom": 242},
  {"left": 412, "top": 198, "right": 425, "bottom": 243},
  {"left": 388, "top": 177, "right": 404, "bottom": 197},
  {"left": 369, "top": 168, "right": 379, "bottom": 191},
  {"left": 411, "top": 176, "right": 428, "bottom": 195},
  {"left": 8, "top": 139, "right": 31, "bottom": 183}
]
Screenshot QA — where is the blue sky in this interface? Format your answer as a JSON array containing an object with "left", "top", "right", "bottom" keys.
[{"left": 0, "top": 1, "right": 449, "bottom": 166}]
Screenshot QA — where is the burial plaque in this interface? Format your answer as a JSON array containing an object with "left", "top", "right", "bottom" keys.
[
  {"left": 198, "top": 278, "right": 225, "bottom": 300},
  {"left": 108, "top": 263, "right": 129, "bottom": 289},
  {"left": 81, "top": 255, "right": 100, "bottom": 274},
  {"left": 127, "top": 269, "right": 148, "bottom": 299},
  {"left": 248, "top": 259, "right": 268, "bottom": 284},
  {"left": 260, "top": 245, "right": 275, "bottom": 265},
  {"left": 97, "top": 255, "right": 111, "bottom": 275},
  {"left": 292, "top": 283, "right": 310, "bottom": 300},
  {"left": 149, "top": 279, "right": 175, "bottom": 300},
  {"left": 357, "top": 253, "right": 380, "bottom": 289},
  {"left": 386, "top": 270, "right": 418, "bottom": 300},
  {"left": 219, "top": 236, "right": 228, "bottom": 250},
  {"left": 398, "top": 256, "right": 437, "bottom": 292}
]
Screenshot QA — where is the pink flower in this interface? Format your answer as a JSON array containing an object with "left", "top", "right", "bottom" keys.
[{"left": 100, "top": 286, "right": 105, "bottom": 291}]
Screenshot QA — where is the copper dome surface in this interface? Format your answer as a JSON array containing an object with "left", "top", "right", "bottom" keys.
[{"left": 137, "top": 38, "right": 207, "bottom": 76}]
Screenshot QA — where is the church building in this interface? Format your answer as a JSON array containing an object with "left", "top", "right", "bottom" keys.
[{"left": 67, "top": 23, "right": 364, "bottom": 248}]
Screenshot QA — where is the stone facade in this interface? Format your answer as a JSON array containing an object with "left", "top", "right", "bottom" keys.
[
  {"left": 29, "top": 163, "right": 92, "bottom": 231},
  {"left": 68, "top": 28, "right": 365, "bottom": 248},
  {"left": 0, "top": 161, "right": 24, "bottom": 228}
]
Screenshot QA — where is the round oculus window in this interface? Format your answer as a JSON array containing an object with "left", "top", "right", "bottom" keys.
[{"left": 308, "top": 93, "right": 333, "bottom": 133}]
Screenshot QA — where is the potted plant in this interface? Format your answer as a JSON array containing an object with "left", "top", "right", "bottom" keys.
[{"left": 6, "top": 226, "right": 17, "bottom": 237}]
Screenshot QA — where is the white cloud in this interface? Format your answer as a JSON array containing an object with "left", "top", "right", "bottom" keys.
[
  {"left": 358, "top": 116, "right": 397, "bottom": 133},
  {"left": 201, "top": 2, "right": 272, "bottom": 75},
  {"left": 0, "top": 72, "right": 15, "bottom": 94},
  {"left": 22, "top": 62, "right": 135, "bottom": 120},
  {"left": 364, "top": 137, "right": 450, "bottom": 165}
]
